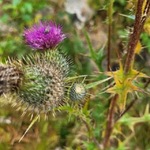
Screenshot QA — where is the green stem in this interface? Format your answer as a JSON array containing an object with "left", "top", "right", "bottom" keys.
[{"left": 107, "top": 0, "right": 114, "bottom": 71}]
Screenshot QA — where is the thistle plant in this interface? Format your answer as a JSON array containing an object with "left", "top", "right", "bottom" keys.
[
  {"left": 0, "top": 21, "right": 88, "bottom": 141},
  {"left": 1, "top": 1, "right": 150, "bottom": 149},
  {"left": 0, "top": 21, "right": 70, "bottom": 113}
]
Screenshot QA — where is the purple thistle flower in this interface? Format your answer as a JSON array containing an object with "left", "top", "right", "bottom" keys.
[{"left": 24, "top": 21, "right": 66, "bottom": 50}]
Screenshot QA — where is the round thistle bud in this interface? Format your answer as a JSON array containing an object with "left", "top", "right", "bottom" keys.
[
  {"left": 0, "top": 65, "right": 22, "bottom": 95},
  {"left": 69, "top": 83, "right": 86, "bottom": 101},
  {"left": 16, "top": 50, "right": 70, "bottom": 114},
  {"left": 24, "top": 21, "right": 66, "bottom": 50}
]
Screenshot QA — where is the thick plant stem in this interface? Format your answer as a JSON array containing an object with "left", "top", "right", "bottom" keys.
[
  {"left": 124, "top": 0, "right": 150, "bottom": 73},
  {"left": 103, "top": 94, "right": 118, "bottom": 149},
  {"left": 102, "top": 1, "right": 150, "bottom": 149},
  {"left": 107, "top": 0, "right": 114, "bottom": 71}
]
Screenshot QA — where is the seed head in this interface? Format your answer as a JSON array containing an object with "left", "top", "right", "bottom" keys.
[{"left": 24, "top": 21, "right": 66, "bottom": 50}]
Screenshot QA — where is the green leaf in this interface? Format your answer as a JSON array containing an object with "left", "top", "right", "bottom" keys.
[
  {"left": 83, "top": 29, "right": 97, "bottom": 60},
  {"left": 86, "top": 77, "right": 112, "bottom": 89},
  {"left": 120, "top": 14, "right": 135, "bottom": 20}
]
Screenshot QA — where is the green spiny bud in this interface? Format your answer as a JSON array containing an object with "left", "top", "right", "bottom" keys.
[
  {"left": 17, "top": 50, "right": 70, "bottom": 114},
  {"left": 69, "top": 83, "right": 86, "bottom": 101},
  {"left": 1, "top": 50, "right": 70, "bottom": 115}
]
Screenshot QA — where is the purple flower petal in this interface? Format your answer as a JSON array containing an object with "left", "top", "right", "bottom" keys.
[{"left": 24, "top": 21, "right": 66, "bottom": 50}]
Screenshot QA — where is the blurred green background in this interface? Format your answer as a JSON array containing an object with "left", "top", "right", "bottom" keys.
[{"left": 0, "top": 0, "right": 150, "bottom": 149}]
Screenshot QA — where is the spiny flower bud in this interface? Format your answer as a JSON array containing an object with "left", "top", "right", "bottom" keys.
[
  {"left": 69, "top": 83, "right": 86, "bottom": 101},
  {"left": 0, "top": 50, "right": 70, "bottom": 115},
  {"left": 16, "top": 50, "right": 70, "bottom": 114},
  {"left": 24, "top": 21, "right": 66, "bottom": 50}
]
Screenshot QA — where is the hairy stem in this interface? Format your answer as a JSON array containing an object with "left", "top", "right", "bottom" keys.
[
  {"left": 124, "top": 0, "right": 150, "bottom": 73},
  {"left": 103, "top": 94, "right": 118, "bottom": 149},
  {"left": 102, "top": 1, "right": 150, "bottom": 149}
]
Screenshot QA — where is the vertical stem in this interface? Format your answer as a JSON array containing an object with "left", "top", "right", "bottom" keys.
[
  {"left": 103, "top": 94, "right": 118, "bottom": 149},
  {"left": 124, "top": 0, "right": 150, "bottom": 73},
  {"left": 102, "top": 1, "right": 150, "bottom": 149},
  {"left": 107, "top": 0, "right": 114, "bottom": 71}
]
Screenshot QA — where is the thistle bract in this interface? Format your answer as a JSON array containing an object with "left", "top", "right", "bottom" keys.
[{"left": 24, "top": 22, "right": 66, "bottom": 50}]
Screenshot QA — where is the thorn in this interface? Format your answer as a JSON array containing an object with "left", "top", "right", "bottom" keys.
[{"left": 19, "top": 115, "right": 39, "bottom": 143}]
